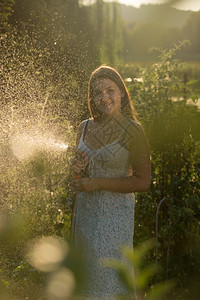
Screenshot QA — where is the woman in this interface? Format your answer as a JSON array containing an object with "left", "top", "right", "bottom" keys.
[{"left": 70, "top": 66, "right": 151, "bottom": 298}]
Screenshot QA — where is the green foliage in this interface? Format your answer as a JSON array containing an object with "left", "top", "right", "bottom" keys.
[
  {"left": 130, "top": 42, "right": 200, "bottom": 298},
  {"left": 104, "top": 240, "right": 175, "bottom": 299}
]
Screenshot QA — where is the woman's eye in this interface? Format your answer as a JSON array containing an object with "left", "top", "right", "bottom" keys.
[
  {"left": 107, "top": 89, "right": 113, "bottom": 94},
  {"left": 94, "top": 91, "right": 100, "bottom": 97},
  {"left": 94, "top": 91, "right": 102, "bottom": 99}
]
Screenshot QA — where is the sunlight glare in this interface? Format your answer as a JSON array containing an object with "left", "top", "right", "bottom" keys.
[
  {"left": 28, "top": 236, "right": 69, "bottom": 272},
  {"left": 47, "top": 268, "right": 76, "bottom": 300},
  {"left": 82, "top": 0, "right": 200, "bottom": 11}
]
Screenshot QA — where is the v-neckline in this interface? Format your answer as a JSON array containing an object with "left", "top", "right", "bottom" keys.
[
  {"left": 81, "top": 138, "right": 118, "bottom": 152},
  {"left": 80, "top": 138, "right": 129, "bottom": 154},
  {"left": 80, "top": 118, "right": 134, "bottom": 152}
]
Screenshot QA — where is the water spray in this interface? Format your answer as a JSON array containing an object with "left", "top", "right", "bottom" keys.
[{"left": 10, "top": 132, "right": 71, "bottom": 161}]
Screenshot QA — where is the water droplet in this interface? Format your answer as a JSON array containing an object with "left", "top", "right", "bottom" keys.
[
  {"left": 47, "top": 268, "right": 75, "bottom": 299},
  {"left": 28, "top": 236, "right": 69, "bottom": 272}
]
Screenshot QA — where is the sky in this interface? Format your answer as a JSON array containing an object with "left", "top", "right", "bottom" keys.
[{"left": 82, "top": 0, "right": 200, "bottom": 11}]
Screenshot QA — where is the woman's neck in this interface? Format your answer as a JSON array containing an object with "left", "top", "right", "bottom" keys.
[{"left": 96, "top": 112, "right": 124, "bottom": 124}]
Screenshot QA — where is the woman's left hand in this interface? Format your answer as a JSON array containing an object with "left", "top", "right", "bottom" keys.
[{"left": 71, "top": 177, "right": 98, "bottom": 193}]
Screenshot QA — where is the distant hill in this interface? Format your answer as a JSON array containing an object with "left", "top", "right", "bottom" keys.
[
  {"left": 83, "top": 1, "right": 200, "bottom": 61},
  {"left": 84, "top": 2, "right": 194, "bottom": 29},
  {"left": 118, "top": 3, "right": 193, "bottom": 28}
]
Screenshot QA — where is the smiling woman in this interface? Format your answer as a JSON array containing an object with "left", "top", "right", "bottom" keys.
[{"left": 70, "top": 65, "right": 151, "bottom": 298}]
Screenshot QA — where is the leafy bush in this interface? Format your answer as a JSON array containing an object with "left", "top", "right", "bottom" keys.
[{"left": 130, "top": 42, "right": 200, "bottom": 299}]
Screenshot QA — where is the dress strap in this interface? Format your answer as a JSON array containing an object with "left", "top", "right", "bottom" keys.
[
  {"left": 117, "top": 119, "right": 135, "bottom": 142},
  {"left": 81, "top": 119, "right": 90, "bottom": 141}
]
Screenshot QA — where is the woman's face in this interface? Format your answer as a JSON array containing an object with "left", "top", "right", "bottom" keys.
[{"left": 93, "top": 78, "right": 124, "bottom": 117}]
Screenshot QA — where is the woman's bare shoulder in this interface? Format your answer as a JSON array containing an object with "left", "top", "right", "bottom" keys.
[
  {"left": 78, "top": 119, "right": 87, "bottom": 131},
  {"left": 77, "top": 118, "right": 93, "bottom": 131},
  {"left": 126, "top": 119, "right": 143, "bottom": 137},
  {"left": 127, "top": 120, "right": 150, "bottom": 154}
]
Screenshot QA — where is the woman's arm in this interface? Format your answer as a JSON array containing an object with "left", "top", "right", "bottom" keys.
[{"left": 73, "top": 123, "right": 151, "bottom": 193}]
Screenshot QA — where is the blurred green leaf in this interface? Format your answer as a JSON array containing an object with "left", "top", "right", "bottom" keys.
[
  {"left": 146, "top": 280, "right": 175, "bottom": 300},
  {"left": 122, "top": 239, "right": 155, "bottom": 268},
  {"left": 186, "top": 80, "right": 199, "bottom": 86},
  {"left": 136, "top": 264, "right": 159, "bottom": 290},
  {"left": 103, "top": 259, "right": 136, "bottom": 293}
]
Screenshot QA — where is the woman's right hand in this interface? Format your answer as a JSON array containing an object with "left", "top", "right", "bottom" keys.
[{"left": 69, "top": 151, "right": 89, "bottom": 176}]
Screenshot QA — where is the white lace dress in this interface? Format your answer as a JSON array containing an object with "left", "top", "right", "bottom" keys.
[{"left": 74, "top": 119, "right": 135, "bottom": 299}]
